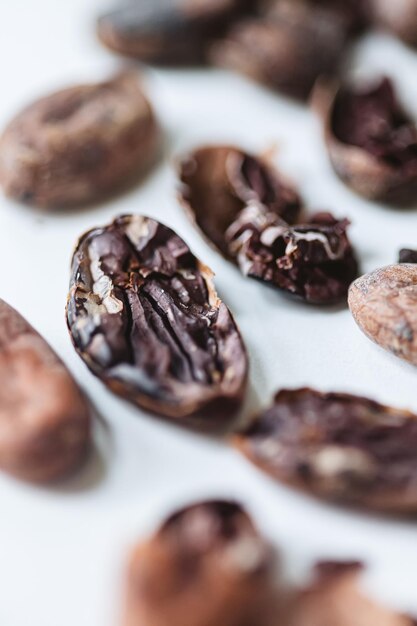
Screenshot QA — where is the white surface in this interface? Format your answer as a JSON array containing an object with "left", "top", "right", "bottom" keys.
[{"left": 1, "top": 2, "right": 417, "bottom": 624}]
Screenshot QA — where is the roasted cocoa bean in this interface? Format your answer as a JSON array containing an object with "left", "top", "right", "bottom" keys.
[
  {"left": 97, "top": 0, "right": 256, "bottom": 65},
  {"left": 370, "top": 0, "right": 417, "bottom": 47},
  {"left": 317, "top": 77, "right": 417, "bottom": 203},
  {"left": 234, "top": 387, "right": 417, "bottom": 512},
  {"left": 66, "top": 215, "right": 248, "bottom": 426},
  {"left": 179, "top": 145, "right": 357, "bottom": 303},
  {"left": 399, "top": 249, "right": 417, "bottom": 264},
  {"left": 179, "top": 145, "right": 301, "bottom": 257},
  {"left": 349, "top": 264, "right": 417, "bottom": 366},
  {"left": 211, "top": 0, "right": 349, "bottom": 99},
  {"left": 287, "top": 562, "right": 415, "bottom": 626},
  {"left": 123, "top": 500, "right": 276, "bottom": 626},
  {"left": 0, "top": 299, "right": 91, "bottom": 482},
  {"left": 0, "top": 71, "right": 159, "bottom": 208}
]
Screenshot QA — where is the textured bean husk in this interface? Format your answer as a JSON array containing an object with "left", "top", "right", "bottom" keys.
[
  {"left": 234, "top": 387, "right": 417, "bottom": 513},
  {"left": 123, "top": 500, "right": 277, "bottom": 626},
  {"left": 315, "top": 78, "right": 417, "bottom": 204},
  {"left": 66, "top": 215, "right": 248, "bottom": 427},
  {"left": 210, "top": 0, "right": 349, "bottom": 100},
  {"left": 178, "top": 145, "right": 302, "bottom": 257},
  {"left": 349, "top": 264, "right": 417, "bottom": 367},
  {"left": 178, "top": 145, "right": 357, "bottom": 304},
  {"left": 370, "top": 0, "right": 417, "bottom": 46},
  {"left": 97, "top": 0, "right": 256, "bottom": 65},
  {"left": 0, "top": 71, "right": 159, "bottom": 209},
  {"left": 286, "top": 562, "right": 416, "bottom": 626},
  {"left": 0, "top": 299, "right": 91, "bottom": 483}
]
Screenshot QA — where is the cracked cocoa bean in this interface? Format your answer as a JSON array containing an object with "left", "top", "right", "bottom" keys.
[
  {"left": 97, "top": 0, "right": 256, "bottom": 65},
  {"left": 211, "top": 0, "right": 349, "bottom": 99},
  {"left": 0, "top": 299, "right": 91, "bottom": 482},
  {"left": 287, "top": 561, "right": 416, "bottom": 626},
  {"left": 179, "top": 145, "right": 357, "bottom": 304},
  {"left": 399, "top": 248, "right": 417, "bottom": 264},
  {"left": 178, "top": 145, "right": 301, "bottom": 257},
  {"left": 370, "top": 0, "right": 417, "bottom": 47},
  {"left": 0, "top": 71, "right": 159, "bottom": 208},
  {"left": 234, "top": 387, "right": 417, "bottom": 512},
  {"left": 66, "top": 214, "right": 248, "bottom": 426},
  {"left": 123, "top": 500, "right": 276, "bottom": 626},
  {"left": 349, "top": 264, "right": 417, "bottom": 366},
  {"left": 317, "top": 77, "right": 417, "bottom": 203}
]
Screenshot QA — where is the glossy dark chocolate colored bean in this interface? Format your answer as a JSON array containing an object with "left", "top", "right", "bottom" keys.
[{"left": 67, "top": 215, "right": 248, "bottom": 426}]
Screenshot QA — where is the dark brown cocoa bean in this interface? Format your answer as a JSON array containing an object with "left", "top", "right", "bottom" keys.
[
  {"left": 66, "top": 215, "right": 248, "bottom": 426},
  {"left": 349, "top": 264, "right": 417, "bottom": 366},
  {"left": 97, "top": 0, "right": 256, "bottom": 65},
  {"left": 399, "top": 248, "right": 417, "bottom": 264},
  {"left": 123, "top": 500, "right": 276, "bottom": 626},
  {"left": 316, "top": 77, "right": 417, "bottom": 203},
  {"left": 178, "top": 145, "right": 301, "bottom": 257},
  {"left": 234, "top": 387, "right": 417, "bottom": 513},
  {"left": 370, "top": 0, "right": 417, "bottom": 47},
  {"left": 0, "top": 71, "right": 160, "bottom": 208},
  {"left": 287, "top": 561, "right": 415, "bottom": 626},
  {"left": 211, "top": 1, "right": 349, "bottom": 100},
  {"left": 178, "top": 145, "right": 357, "bottom": 304},
  {"left": 0, "top": 299, "right": 91, "bottom": 482}
]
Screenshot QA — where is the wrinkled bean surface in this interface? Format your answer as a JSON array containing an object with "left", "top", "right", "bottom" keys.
[
  {"left": 0, "top": 71, "right": 159, "bottom": 208},
  {"left": 179, "top": 145, "right": 357, "bottom": 303},
  {"left": 235, "top": 387, "right": 417, "bottom": 512},
  {"left": 349, "top": 264, "right": 417, "bottom": 366},
  {"left": 67, "top": 215, "right": 247, "bottom": 424}
]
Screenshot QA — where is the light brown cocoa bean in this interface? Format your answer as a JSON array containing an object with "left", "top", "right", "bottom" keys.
[
  {"left": 348, "top": 264, "right": 417, "bottom": 366},
  {"left": 0, "top": 71, "right": 159, "bottom": 209}
]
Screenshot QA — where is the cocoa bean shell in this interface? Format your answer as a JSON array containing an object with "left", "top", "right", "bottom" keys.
[
  {"left": 66, "top": 214, "right": 248, "bottom": 427},
  {"left": 0, "top": 299, "right": 91, "bottom": 482},
  {"left": 315, "top": 79, "right": 417, "bottom": 204},
  {"left": 234, "top": 387, "right": 417, "bottom": 513},
  {"left": 0, "top": 71, "right": 160, "bottom": 209},
  {"left": 348, "top": 264, "right": 417, "bottom": 366}
]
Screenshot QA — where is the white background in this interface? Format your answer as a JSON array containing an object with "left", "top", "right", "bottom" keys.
[{"left": 1, "top": 1, "right": 417, "bottom": 624}]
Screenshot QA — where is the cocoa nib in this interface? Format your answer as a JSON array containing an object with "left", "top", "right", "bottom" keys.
[
  {"left": 179, "top": 145, "right": 357, "bottom": 304},
  {"left": 66, "top": 215, "right": 248, "bottom": 426},
  {"left": 369, "top": 0, "right": 417, "bottom": 47},
  {"left": 234, "top": 387, "right": 417, "bottom": 513},
  {"left": 211, "top": 0, "right": 349, "bottom": 100},
  {"left": 399, "top": 249, "right": 417, "bottom": 264},
  {"left": 123, "top": 500, "right": 276, "bottom": 626},
  {"left": 318, "top": 77, "right": 417, "bottom": 203},
  {"left": 97, "top": 0, "right": 256, "bottom": 65},
  {"left": 349, "top": 264, "right": 417, "bottom": 367},
  {"left": 0, "top": 71, "right": 159, "bottom": 209},
  {"left": 0, "top": 299, "right": 91, "bottom": 483}
]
